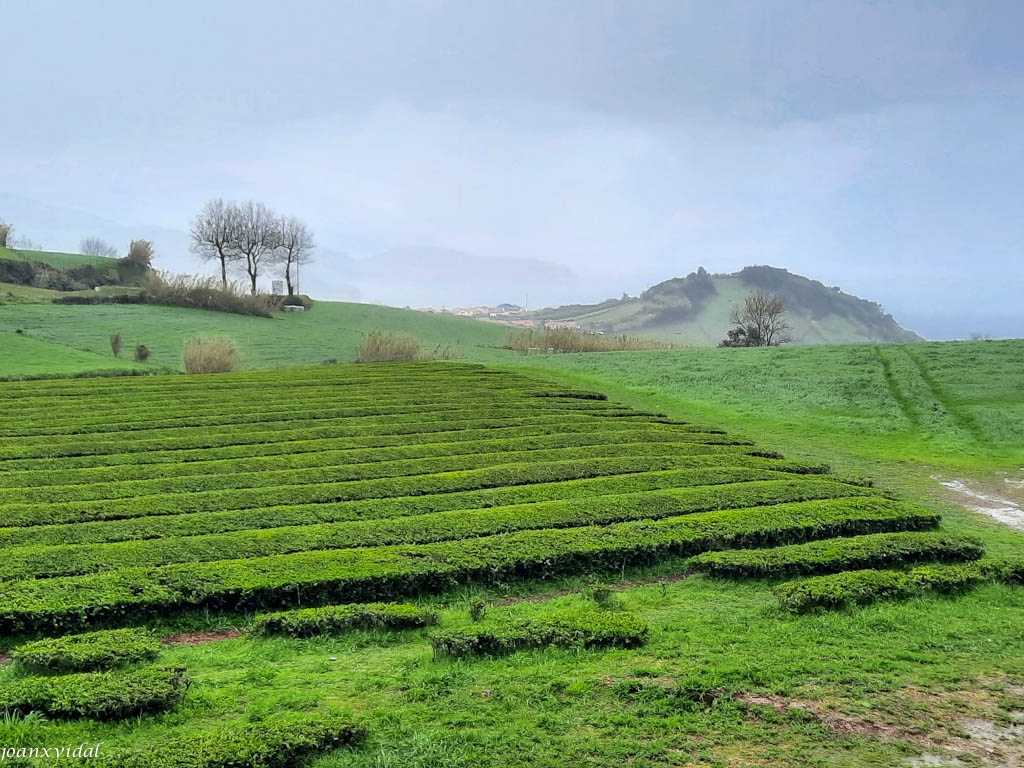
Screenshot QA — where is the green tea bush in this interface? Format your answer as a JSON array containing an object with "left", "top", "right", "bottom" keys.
[
  {"left": 688, "top": 532, "right": 984, "bottom": 578},
  {"left": 773, "top": 558, "right": 1024, "bottom": 612},
  {"left": 11, "top": 627, "right": 161, "bottom": 673},
  {"left": 0, "top": 667, "right": 189, "bottom": 720},
  {"left": 430, "top": 612, "right": 648, "bottom": 658},
  {"left": 0, "top": 497, "right": 937, "bottom": 634},
  {"left": 250, "top": 602, "right": 436, "bottom": 637},
  {"left": 95, "top": 714, "right": 366, "bottom": 768}
]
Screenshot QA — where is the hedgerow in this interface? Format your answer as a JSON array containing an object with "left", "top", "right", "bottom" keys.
[
  {"left": 250, "top": 603, "right": 437, "bottom": 637},
  {"left": 11, "top": 627, "right": 161, "bottom": 673},
  {"left": 688, "top": 532, "right": 985, "bottom": 578},
  {"left": 0, "top": 477, "right": 866, "bottom": 580},
  {"left": 94, "top": 713, "right": 366, "bottom": 768},
  {"left": 0, "top": 464, "right": 828, "bottom": 549},
  {"left": 0, "top": 422, "right": 699, "bottom": 473},
  {"left": 0, "top": 497, "right": 935, "bottom": 634},
  {"left": 0, "top": 666, "right": 189, "bottom": 720},
  {"left": 430, "top": 611, "right": 649, "bottom": 657},
  {"left": 4, "top": 441, "right": 741, "bottom": 504},
  {"left": 0, "top": 455, "right": 797, "bottom": 528},
  {"left": 0, "top": 398, "right": 633, "bottom": 438},
  {"left": 773, "top": 558, "right": 1024, "bottom": 612},
  {"left": 0, "top": 428, "right": 734, "bottom": 488},
  {"left": 0, "top": 413, "right": 748, "bottom": 463}
]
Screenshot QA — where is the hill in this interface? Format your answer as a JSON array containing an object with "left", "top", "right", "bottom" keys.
[
  {"left": 534, "top": 265, "right": 922, "bottom": 345},
  {"left": 0, "top": 295, "right": 513, "bottom": 376}
]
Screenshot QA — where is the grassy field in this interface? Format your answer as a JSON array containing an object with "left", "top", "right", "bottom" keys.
[
  {"left": 0, "top": 363, "right": 1021, "bottom": 767},
  {"left": 0, "top": 299, "right": 512, "bottom": 374},
  {"left": 1, "top": 334, "right": 145, "bottom": 379},
  {"left": 0, "top": 246, "right": 117, "bottom": 270}
]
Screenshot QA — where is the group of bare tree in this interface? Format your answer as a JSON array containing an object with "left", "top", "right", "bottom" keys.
[
  {"left": 79, "top": 237, "right": 154, "bottom": 267},
  {"left": 80, "top": 238, "right": 120, "bottom": 259},
  {"left": 720, "top": 290, "right": 791, "bottom": 347},
  {"left": 189, "top": 200, "right": 314, "bottom": 295}
]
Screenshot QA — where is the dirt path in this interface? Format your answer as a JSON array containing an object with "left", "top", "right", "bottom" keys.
[{"left": 934, "top": 470, "right": 1024, "bottom": 530}]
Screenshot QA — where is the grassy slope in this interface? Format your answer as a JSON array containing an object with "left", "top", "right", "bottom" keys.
[
  {"left": 0, "top": 347, "right": 1019, "bottom": 764},
  {"left": 0, "top": 245, "right": 117, "bottom": 269},
  {"left": 1, "top": 334, "right": 143, "bottom": 377},
  {"left": 500, "top": 341, "right": 1024, "bottom": 471},
  {"left": 0, "top": 300, "right": 512, "bottom": 372}
]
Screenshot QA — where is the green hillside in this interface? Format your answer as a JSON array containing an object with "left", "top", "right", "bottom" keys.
[
  {"left": 0, "top": 245, "right": 117, "bottom": 269},
  {"left": 2, "top": 334, "right": 145, "bottom": 378},
  {"left": 535, "top": 266, "right": 921, "bottom": 345},
  {"left": 0, "top": 299, "right": 512, "bottom": 374}
]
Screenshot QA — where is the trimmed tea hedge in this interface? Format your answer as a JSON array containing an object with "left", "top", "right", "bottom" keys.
[
  {"left": 774, "top": 558, "right": 1024, "bottom": 612},
  {"left": 431, "top": 611, "right": 648, "bottom": 657},
  {"left": 0, "top": 477, "right": 867, "bottom": 580},
  {"left": 250, "top": 602, "right": 437, "bottom": 637},
  {"left": 688, "top": 532, "right": 984, "bottom": 578},
  {"left": 94, "top": 713, "right": 366, "bottom": 767},
  {"left": 0, "top": 666, "right": 189, "bottom": 720},
  {"left": 0, "top": 497, "right": 936, "bottom": 635},
  {"left": 11, "top": 627, "right": 161, "bottom": 673}
]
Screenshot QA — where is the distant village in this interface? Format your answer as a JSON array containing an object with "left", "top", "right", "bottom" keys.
[{"left": 410, "top": 304, "right": 581, "bottom": 330}]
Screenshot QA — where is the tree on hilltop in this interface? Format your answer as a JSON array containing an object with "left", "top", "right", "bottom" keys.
[
  {"left": 720, "top": 290, "right": 790, "bottom": 347},
  {"left": 190, "top": 199, "right": 241, "bottom": 290},
  {"left": 271, "top": 216, "right": 315, "bottom": 295},
  {"left": 80, "top": 237, "right": 119, "bottom": 258}
]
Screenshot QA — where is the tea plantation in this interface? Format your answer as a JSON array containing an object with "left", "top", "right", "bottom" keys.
[{"left": 0, "top": 362, "right": 1021, "bottom": 766}]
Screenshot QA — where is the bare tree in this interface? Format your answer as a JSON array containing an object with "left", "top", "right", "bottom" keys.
[
  {"left": 231, "top": 201, "right": 278, "bottom": 295},
  {"left": 726, "top": 290, "right": 791, "bottom": 347},
  {"left": 0, "top": 221, "right": 11, "bottom": 248},
  {"left": 190, "top": 199, "right": 240, "bottom": 289},
  {"left": 80, "top": 237, "right": 119, "bottom": 258},
  {"left": 272, "top": 216, "right": 315, "bottom": 295}
]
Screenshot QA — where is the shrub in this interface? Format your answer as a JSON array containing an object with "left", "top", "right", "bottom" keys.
[
  {"left": 120, "top": 239, "right": 154, "bottom": 268},
  {"left": 183, "top": 336, "right": 240, "bottom": 374},
  {"left": 0, "top": 221, "right": 11, "bottom": 247},
  {"left": 688, "top": 532, "right": 985, "bottom": 579},
  {"left": 95, "top": 714, "right": 366, "bottom": 768},
  {"left": 505, "top": 328, "right": 673, "bottom": 354},
  {"left": 468, "top": 598, "right": 488, "bottom": 622},
  {"left": 430, "top": 611, "right": 649, "bottom": 658},
  {"left": 586, "top": 583, "right": 620, "bottom": 610},
  {"left": 773, "top": 558, "right": 1024, "bottom": 613},
  {"left": 11, "top": 628, "right": 161, "bottom": 674},
  {"left": 109, "top": 332, "right": 123, "bottom": 358},
  {"left": 138, "top": 272, "right": 274, "bottom": 317},
  {"left": 134, "top": 343, "right": 151, "bottom": 362},
  {"left": 0, "top": 666, "right": 189, "bottom": 720},
  {"left": 250, "top": 602, "right": 437, "bottom": 637},
  {"left": 355, "top": 330, "right": 423, "bottom": 363}
]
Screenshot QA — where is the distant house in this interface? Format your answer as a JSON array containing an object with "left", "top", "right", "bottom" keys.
[
  {"left": 509, "top": 319, "right": 536, "bottom": 328},
  {"left": 544, "top": 320, "right": 581, "bottom": 330}
]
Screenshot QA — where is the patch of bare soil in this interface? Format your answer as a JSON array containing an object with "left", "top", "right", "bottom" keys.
[
  {"left": 493, "top": 573, "right": 693, "bottom": 606},
  {"left": 0, "top": 652, "right": 11, "bottom": 666},
  {"left": 933, "top": 469, "right": 1024, "bottom": 530},
  {"left": 161, "top": 628, "right": 243, "bottom": 645},
  {"left": 739, "top": 680, "right": 1024, "bottom": 767}
]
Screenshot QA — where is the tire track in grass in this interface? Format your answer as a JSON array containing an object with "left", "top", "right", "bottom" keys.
[
  {"left": 903, "top": 347, "right": 987, "bottom": 443},
  {"left": 873, "top": 346, "right": 922, "bottom": 429}
]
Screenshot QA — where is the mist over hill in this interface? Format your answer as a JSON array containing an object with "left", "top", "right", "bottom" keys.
[{"left": 534, "top": 266, "right": 922, "bottom": 345}]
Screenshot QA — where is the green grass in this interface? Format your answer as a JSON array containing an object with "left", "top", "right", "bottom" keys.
[
  {"left": 0, "top": 246, "right": 117, "bottom": 270},
  {"left": 0, "top": 334, "right": 144, "bottom": 378},
  {"left": 0, "top": 300, "right": 512, "bottom": 372},
  {"left": 499, "top": 340, "right": 1024, "bottom": 469}
]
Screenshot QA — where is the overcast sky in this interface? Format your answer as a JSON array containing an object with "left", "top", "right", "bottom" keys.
[{"left": 2, "top": 0, "right": 1022, "bottom": 337}]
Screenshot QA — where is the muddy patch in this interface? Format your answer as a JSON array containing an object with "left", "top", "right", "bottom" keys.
[
  {"left": 934, "top": 471, "right": 1024, "bottom": 530},
  {"left": 161, "top": 628, "right": 243, "bottom": 645}
]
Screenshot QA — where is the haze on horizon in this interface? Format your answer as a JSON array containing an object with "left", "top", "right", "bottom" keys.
[{"left": 1, "top": 0, "right": 1022, "bottom": 340}]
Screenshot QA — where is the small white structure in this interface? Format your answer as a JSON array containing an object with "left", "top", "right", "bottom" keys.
[
  {"left": 283, "top": 305, "right": 305, "bottom": 312},
  {"left": 271, "top": 280, "right": 285, "bottom": 296}
]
